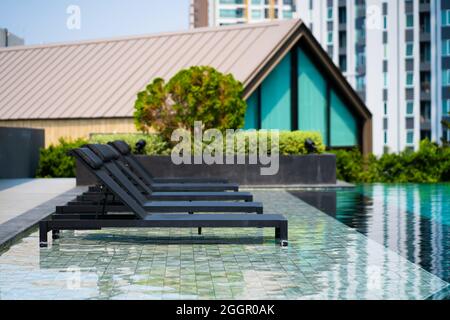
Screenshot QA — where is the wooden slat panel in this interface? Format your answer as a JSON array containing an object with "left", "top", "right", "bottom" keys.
[{"left": 0, "top": 118, "right": 138, "bottom": 147}]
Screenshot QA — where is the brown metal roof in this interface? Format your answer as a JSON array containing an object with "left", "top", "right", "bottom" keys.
[{"left": 0, "top": 20, "right": 301, "bottom": 120}]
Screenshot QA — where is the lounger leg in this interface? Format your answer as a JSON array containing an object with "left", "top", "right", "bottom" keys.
[
  {"left": 278, "top": 221, "right": 288, "bottom": 247},
  {"left": 52, "top": 230, "right": 60, "bottom": 240},
  {"left": 39, "top": 221, "right": 49, "bottom": 248},
  {"left": 187, "top": 211, "right": 201, "bottom": 234}
]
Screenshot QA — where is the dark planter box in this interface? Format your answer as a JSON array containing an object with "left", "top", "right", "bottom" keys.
[
  {"left": 76, "top": 154, "right": 336, "bottom": 186},
  {"left": 0, "top": 127, "right": 44, "bottom": 178}
]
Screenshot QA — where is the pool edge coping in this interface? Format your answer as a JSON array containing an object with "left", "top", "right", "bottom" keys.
[{"left": 0, "top": 186, "right": 87, "bottom": 252}]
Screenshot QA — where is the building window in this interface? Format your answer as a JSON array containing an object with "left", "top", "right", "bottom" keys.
[
  {"left": 384, "top": 102, "right": 388, "bottom": 115},
  {"left": 383, "top": 16, "right": 388, "bottom": 30},
  {"left": 442, "top": 10, "right": 450, "bottom": 26},
  {"left": 443, "top": 40, "right": 450, "bottom": 57},
  {"left": 252, "top": 10, "right": 262, "bottom": 19},
  {"left": 283, "top": 10, "right": 293, "bottom": 19},
  {"left": 327, "top": 7, "right": 333, "bottom": 21},
  {"left": 339, "top": 7, "right": 347, "bottom": 24},
  {"left": 406, "top": 101, "right": 414, "bottom": 115},
  {"left": 384, "top": 131, "right": 388, "bottom": 144},
  {"left": 356, "top": 29, "right": 365, "bottom": 43},
  {"left": 327, "top": 32, "right": 333, "bottom": 44},
  {"left": 356, "top": 76, "right": 365, "bottom": 91},
  {"left": 383, "top": 44, "right": 388, "bottom": 59},
  {"left": 421, "top": 42, "right": 431, "bottom": 63},
  {"left": 406, "top": 72, "right": 414, "bottom": 87},
  {"left": 251, "top": 0, "right": 262, "bottom": 4},
  {"left": 444, "top": 99, "right": 450, "bottom": 115},
  {"left": 339, "top": 55, "right": 347, "bottom": 72},
  {"left": 406, "top": 130, "right": 414, "bottom": 145},
  {"left": 443, "top": 69, "right": 450, "bottom": 87},
  {"left": 220, "top": 9, "right": 244, "bottom": 18},
  {"left": 405, "top": 42, "right": 414, "bottom": 57},
  {"left": 383, "top": 72, "right": 388, "bottom": 88},
  {"left": 444, "top": 128, "right": 450, "bottom": 142},
  {"left": 220, "top": 0, "right": 244, "bottom": 4},
  {"left": 356, "top": 51, "right": 366, "bottom": 67},
  {"left": 406, "top": 14, "right": 414, "bottom": 29}
]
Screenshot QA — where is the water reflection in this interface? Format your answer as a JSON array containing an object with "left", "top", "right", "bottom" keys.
[
  {"left": 290, "top": 184, "right": 450, "bottom": 288},
  {"left": 0, "top": 190, "right": 448, "bottom": 300}
]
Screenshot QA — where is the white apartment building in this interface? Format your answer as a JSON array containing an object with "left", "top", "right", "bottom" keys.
[
  {"left": 190, "top": 0, "right": 298, "bottom": 28},
  {"left": 191, "top": 0, "right": 450, "bottom": 155},
  {"left": 298, "top": 0, "right": 449, "bottom": 155}
]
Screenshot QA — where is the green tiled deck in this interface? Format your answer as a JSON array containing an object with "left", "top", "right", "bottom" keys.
[{"left": 0, "top": 190, "right": 448, "bottom": 300}]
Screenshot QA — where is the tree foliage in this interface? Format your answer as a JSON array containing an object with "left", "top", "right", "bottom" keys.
[{"left": 134, "top": 66, "right": 247, "bottom": 143}]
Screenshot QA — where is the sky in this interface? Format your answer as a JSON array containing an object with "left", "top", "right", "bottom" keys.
[{"left": 0, "top": 0, "right": 190, "bottom": 45}]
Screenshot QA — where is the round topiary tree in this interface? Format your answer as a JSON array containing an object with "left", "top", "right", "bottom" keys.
[{"left": 134, "top": 66, "right": 247, "bottom": 142}]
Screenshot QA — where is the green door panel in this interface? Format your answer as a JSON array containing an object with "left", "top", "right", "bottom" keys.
[
  {"left": 330, "top": 90, "right": 358, "bottom": 147},
  {"left": 260, "top": 52, "right": 291, "bottom": 130},
  {"left": 244, "top": 90, "right": 258, "bottom": 129},
  {"left": 297, "top": 48, "right": 328, "bottom": 145}
]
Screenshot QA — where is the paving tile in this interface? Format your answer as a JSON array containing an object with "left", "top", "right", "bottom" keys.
[{"left": 0, "top": 189, "right": 448, "bottom": 299}]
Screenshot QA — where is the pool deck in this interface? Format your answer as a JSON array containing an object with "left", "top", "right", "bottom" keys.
[
  {"left": 0, "top": 180, "right": 448, "bottom": 300},
  {"left": 0, "top": 179, "right": 85, "bottom": 249}
]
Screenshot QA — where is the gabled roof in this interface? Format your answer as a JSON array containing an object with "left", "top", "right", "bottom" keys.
[
  {"left": 0, "top": 20, "right": 300, "bottom": 120},
  {"left": 0, "top": 19, "right": 371, "bottom": 127}
]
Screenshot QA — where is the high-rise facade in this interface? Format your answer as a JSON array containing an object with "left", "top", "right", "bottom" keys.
[
  {"left": 191, "top": 0, "right": 449, "bottom": 155},
  {"left": 0, "top": 28, "right": 24, "bottom": 47},
  {"left": 298, "top": 0, "right": 449, "bottom": 155},
  {"left": 190, "top": 0, "right": 298, "bottom": 28}
]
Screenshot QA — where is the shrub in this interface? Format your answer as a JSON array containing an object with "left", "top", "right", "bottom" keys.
[
  {"left": 228, "top": 130, "right": 325, "bottom": 155},
  {"left": 278, "top": 131, "right": 325, "bottom": 155},
  {"left": 171, "top": 129, "right": 325, "bottom": 155},
  {"left": 332, "top": 139, "right": 450, "bottom": 183},
  {"left": 36, "top": 138, "right": 88, "bottom": 178},
  {"left": 90, "top": 133, "right": 171, "bottom": 155},
  {"left": 134, "top": 66, "right": 246, "bottom": 142}
]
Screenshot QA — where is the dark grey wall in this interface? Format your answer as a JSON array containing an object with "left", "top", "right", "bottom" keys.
[
  {"left": 0, "top": 127, "right": 45, "bottom": 178},
  {"left": 76, "top": 154, "right": 337, "bottom": 186}
]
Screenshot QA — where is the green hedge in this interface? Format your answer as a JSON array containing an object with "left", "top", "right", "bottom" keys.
[
  {"left": 36, "top": 138, "right": 88, "bottom": 178},
  {"left": 35, "top": 131, "right": 325, "bottom": 177},
  {"left": 332, "top": 140, "right": 450, "bottom": 183},
  {"left": 225, "top": 130, "right": 325, "bottom": 155},
  {"left": 90, "top": 133, "right": 171, "bottom": 155}
]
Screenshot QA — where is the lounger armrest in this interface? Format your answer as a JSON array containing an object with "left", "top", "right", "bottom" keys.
[{"left": 153, "top": 178, "right": 229, "bottom": 184}]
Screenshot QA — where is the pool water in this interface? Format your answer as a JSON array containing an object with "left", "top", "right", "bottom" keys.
[
  {"left": 1, "top": 189, "right": 448, "bottom": 300},
  {"left": 291, "top": 184, "right": 450, "bottom": 289}
]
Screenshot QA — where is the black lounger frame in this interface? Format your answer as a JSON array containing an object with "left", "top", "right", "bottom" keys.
[{"left": 39, "top": 148, "right": 288, "bottom": 247}]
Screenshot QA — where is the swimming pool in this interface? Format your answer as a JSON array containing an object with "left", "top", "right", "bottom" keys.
[{"left": 291, "top": 184, "right": 450, "bottom": 297}]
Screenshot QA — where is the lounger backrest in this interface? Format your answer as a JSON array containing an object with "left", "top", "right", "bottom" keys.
[
  {"left": 71, "top": 148, "right": 148, "bottom": 219},
  {"left": 108, "top": 140, "right": 131, "bottom": 155},
  {"left": 92, "top": 143, "right": 155, "bottom": 194},
  {"left": 86, "top": 143, "right": 121, "bottom": 161},
  {"left": 86, "top": 144, "right": 150, "bottom": 204},
  {"left": 108, "top": 140, "right": 155, "bottom": 185}
]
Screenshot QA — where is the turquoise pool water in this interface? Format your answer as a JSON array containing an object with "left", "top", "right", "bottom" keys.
[{"left": 292, "top": 184, "right": 450, "bottom": 289}]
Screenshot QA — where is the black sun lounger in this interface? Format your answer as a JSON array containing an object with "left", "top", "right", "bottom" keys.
[
  {"left": 62, "top": 148, "right": 263, "bottom": 215},
  {"left": 108, "top": 140, "right": 235, "bottom": 189},
  {"left": 39, "top": 149, "right": 288, "bottom": 247},
  {"left": 80, "top": 144, "right": 253, "bottom": 202}
]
